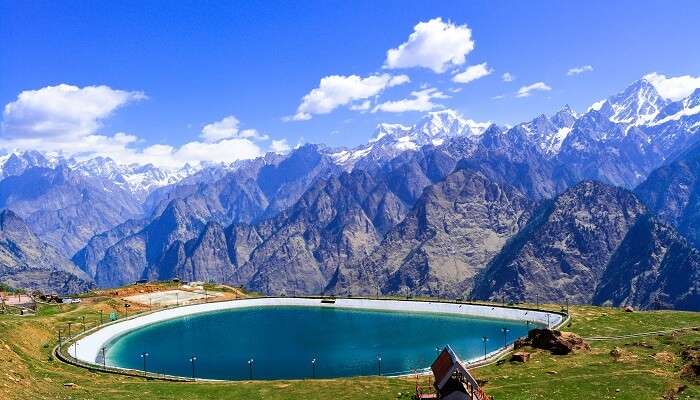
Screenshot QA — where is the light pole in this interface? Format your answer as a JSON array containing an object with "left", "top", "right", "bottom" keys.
[
  {"left": 248, "top": 358, "right": 254, "bottom": 380},
  {"left": 482, "top": 336, "right": 488, "bottom": 359},
  {"left": 99, "top": 310, "right": 103, "bottom": 325},
  {"left": 67, "top": 322, "right": 72, "bottom": 338},
  {"left": 546, "top": 313, "right": 551, "bottom": 328},
  {"left": 377, "top": 355, "right": 381, "bottom": 376},
  {"left": 141, "top": 352, "right": 149, "bottom": 377},
  {"left": 311, "top": 358, "right": 316, "bottom": 379},
  {"left": 124, "top": 303, "right": 130, "bottom": 318},
  {"left": 189, "top": 356, "right": 197, "bottom": 381},
  {"left": 101, "top": 347, "right": 106, "bottom": 368},
  {"left": 73, "top": 342, "right": 78, "bottom": 358},
  {"left": 501, "top": 328, "right": 510, "bottom": 348}
]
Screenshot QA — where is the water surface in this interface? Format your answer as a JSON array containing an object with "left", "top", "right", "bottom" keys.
[{"left": 106, "top": 306, "right": 533, "bottom": 380}]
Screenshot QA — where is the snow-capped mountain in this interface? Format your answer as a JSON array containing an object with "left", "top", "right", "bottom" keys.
[
  {"left": 0, "top": 152, "right": 199, "bottom": 200},
  {"left": 0, "top": 150, "right": 58, "bottom": 179},
  {"left": 598, "top": 78, "right": 669, "bottom": 126},
  {"left": 504, "top": 105, "right": 578, "bottom": 157},
  {"left": 69, "top": 157, "right": 197, "bottom": 200},
  {"left": 330, "top": 109, "right": 490, "bottom": 170},
  {"left": 557, "top": 77, "right": 700, "bottom": 187}
]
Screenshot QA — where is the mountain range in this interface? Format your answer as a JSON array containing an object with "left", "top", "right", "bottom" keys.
[{"left": 1, "top": 76, "right": 699, "bottom": 310}]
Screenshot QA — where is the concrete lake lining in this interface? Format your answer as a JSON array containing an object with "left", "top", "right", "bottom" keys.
[{"left": 69, "top": 297, "right": 565, "bottom": 371}]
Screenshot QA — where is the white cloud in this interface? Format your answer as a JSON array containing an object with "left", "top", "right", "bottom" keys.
[
  {"left": 200, "top": 115, "right": 269, "bottom": 142},
  {"left": 516, "top": 82, "right": 552, "bottom": 98},
  {"left": 567, "top": 65, "right": 593, "bottom": 76},
  {"left": 372, "top": 88, "right": 448, "bottom": 113},
  {"left": 501, "top": 72, "right": 515, "bottom": 82},
  {"left": 492, "top": 94, "right": 506, "bottom": 100},
  {"left": 349, "top": 100, "right": 371, "bottom": 111},
  {"left": 644, "top": 72, "right": 700, "bottom": 101},
  {"left": 290, "top": 73, "right": 409, "bottom": 120},
  {"left": 1, "top": 83, "right": 145, "bottom": 139},
  {"left": 0, "top": 84, "right": 279, "bottom": 168},
  {"left": 269, "top": 139, "right": 291, "bottom": 154},
  {"left": 200, "top": 115, "right": 240, "bottom": 142},
  {"left": 383, "top": 18, "right": 474, "bottom": 73},
  {"left": 452, "top": 63, "right": 493, "bottom": 84}
]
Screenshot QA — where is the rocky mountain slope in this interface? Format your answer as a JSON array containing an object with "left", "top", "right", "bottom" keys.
[
  {"left": 328, "top": 169, "right": 533, "bottom": 297},
  {"left": 635, "top": 137, "right": 700, "bottom": 247},
  {"left": 471, "top": 181, "right": 648, "bottom": 304},
  {"left": 0, "top": 166, "right": 142, "bottom": 257},
  {"left": 593, "top": 215, "right": 700, "bottom": 310},
  {"left": 0, "top": 210, "right": 92, "bottom": 295}
]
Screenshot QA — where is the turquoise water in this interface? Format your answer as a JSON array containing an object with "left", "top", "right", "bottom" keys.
[{"left": 106, "top": 306, "right": 534, "bottom": 380}]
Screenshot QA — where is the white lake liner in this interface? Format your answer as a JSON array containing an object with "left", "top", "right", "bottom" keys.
[{"left": 70, "top": 297, "right": 564, "bottom": 368}]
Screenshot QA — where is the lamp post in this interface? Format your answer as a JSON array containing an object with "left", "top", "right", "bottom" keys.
[
  {"left": 377, "top": 355, "right": 382, "bottom": 376},
  {"left": 248, "top": 358, "right": 254, "bottom": 380},
  {"left": 67, "top": 322, "right": 72, "bottom": 339},
  {"left": 99, "top": 310, "right": 103, "bottom": 325},
  {"left": 547, "top": 313, "right": 551, "bottom": 328},
  {"left": 141, "top": 352, "right": 149, "bottom": 377},
  {"left": 482, "top": 336, "right": 489, "bottom": 359},
  {"left": 501, "top": 328, "right": 510, "bottom": 348},
  {"left": 311, "top": 358, "right": 316, "bottom": 379},
  {"left": 124, "top": 303, "right": 130, "bottom": 318},
  {"left": 101, "top": 347, "right": 106, "bottom": 368},
  {"left": 189, "top": 356, "right": 197, "bottom": 381},
  {"left": 73, "top": 342, "right": 78, "bottom": 359}
]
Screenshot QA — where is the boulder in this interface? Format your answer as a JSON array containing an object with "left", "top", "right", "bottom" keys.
[
  {"left": 510, "top": 352, "right": 531, "bottom": 363},
  {"left": 518, "top": 328, "right": 589, "bottom": 355}
]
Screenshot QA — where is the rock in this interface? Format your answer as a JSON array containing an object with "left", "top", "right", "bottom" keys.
[
  {"left": 63, "top": 382, "right": 75, "bottom": 387},
  {"left": 510, "top": 352, "right": 531, "bottom": 363},
  {"left": 624, "top": 305, "right": 634, "bottom": 312},
  {"left": 518, "top": 328, "right": 589, "bottom": 355},
  {"left": 609, "top": 347, "right": 623, "bottom": 360}
]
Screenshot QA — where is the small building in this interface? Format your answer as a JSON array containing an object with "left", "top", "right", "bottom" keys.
[{"left": 419, "top": 345, "right": 490, "bottom": 400}]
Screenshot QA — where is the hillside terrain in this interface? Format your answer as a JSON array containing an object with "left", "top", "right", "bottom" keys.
[{"left": 0, "top": 289, "right": 699, "bottom": 400}]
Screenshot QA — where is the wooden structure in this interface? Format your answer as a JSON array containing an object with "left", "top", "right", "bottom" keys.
[{"left": 417, "top": 345, "right": 489, "bottom": 400}]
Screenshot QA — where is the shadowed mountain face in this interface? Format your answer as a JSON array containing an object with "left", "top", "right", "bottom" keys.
[
  {"left": 0, "top": 210, "right": 93, "bottom": 295},
  {"left": 593, "top": 215, "right": 700, "bottom": 310},
  {"left": 635, "top": 140, "right": 700, "bottom": 247},
  {"left": 0, "top": 166, "right": 142, "bottom": 257},
  {"left": 471, "top": 181, "right": 647, "bottom": 304},
  {"left": 328, "top": 169, "right": 533, "bottom": 298}
]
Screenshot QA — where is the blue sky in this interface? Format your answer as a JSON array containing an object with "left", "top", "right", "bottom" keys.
[{"left": 1, "top": 0, "right": 699, "bottom": 167}]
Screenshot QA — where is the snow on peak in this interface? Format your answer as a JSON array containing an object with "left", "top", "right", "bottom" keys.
[{"left": 600, "top": 78, "right": 669, "bottom": 126}]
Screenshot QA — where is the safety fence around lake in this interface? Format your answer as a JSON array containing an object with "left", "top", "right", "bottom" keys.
[{"left": 54, "top": 295, "right": 569, "bottom": 382}]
